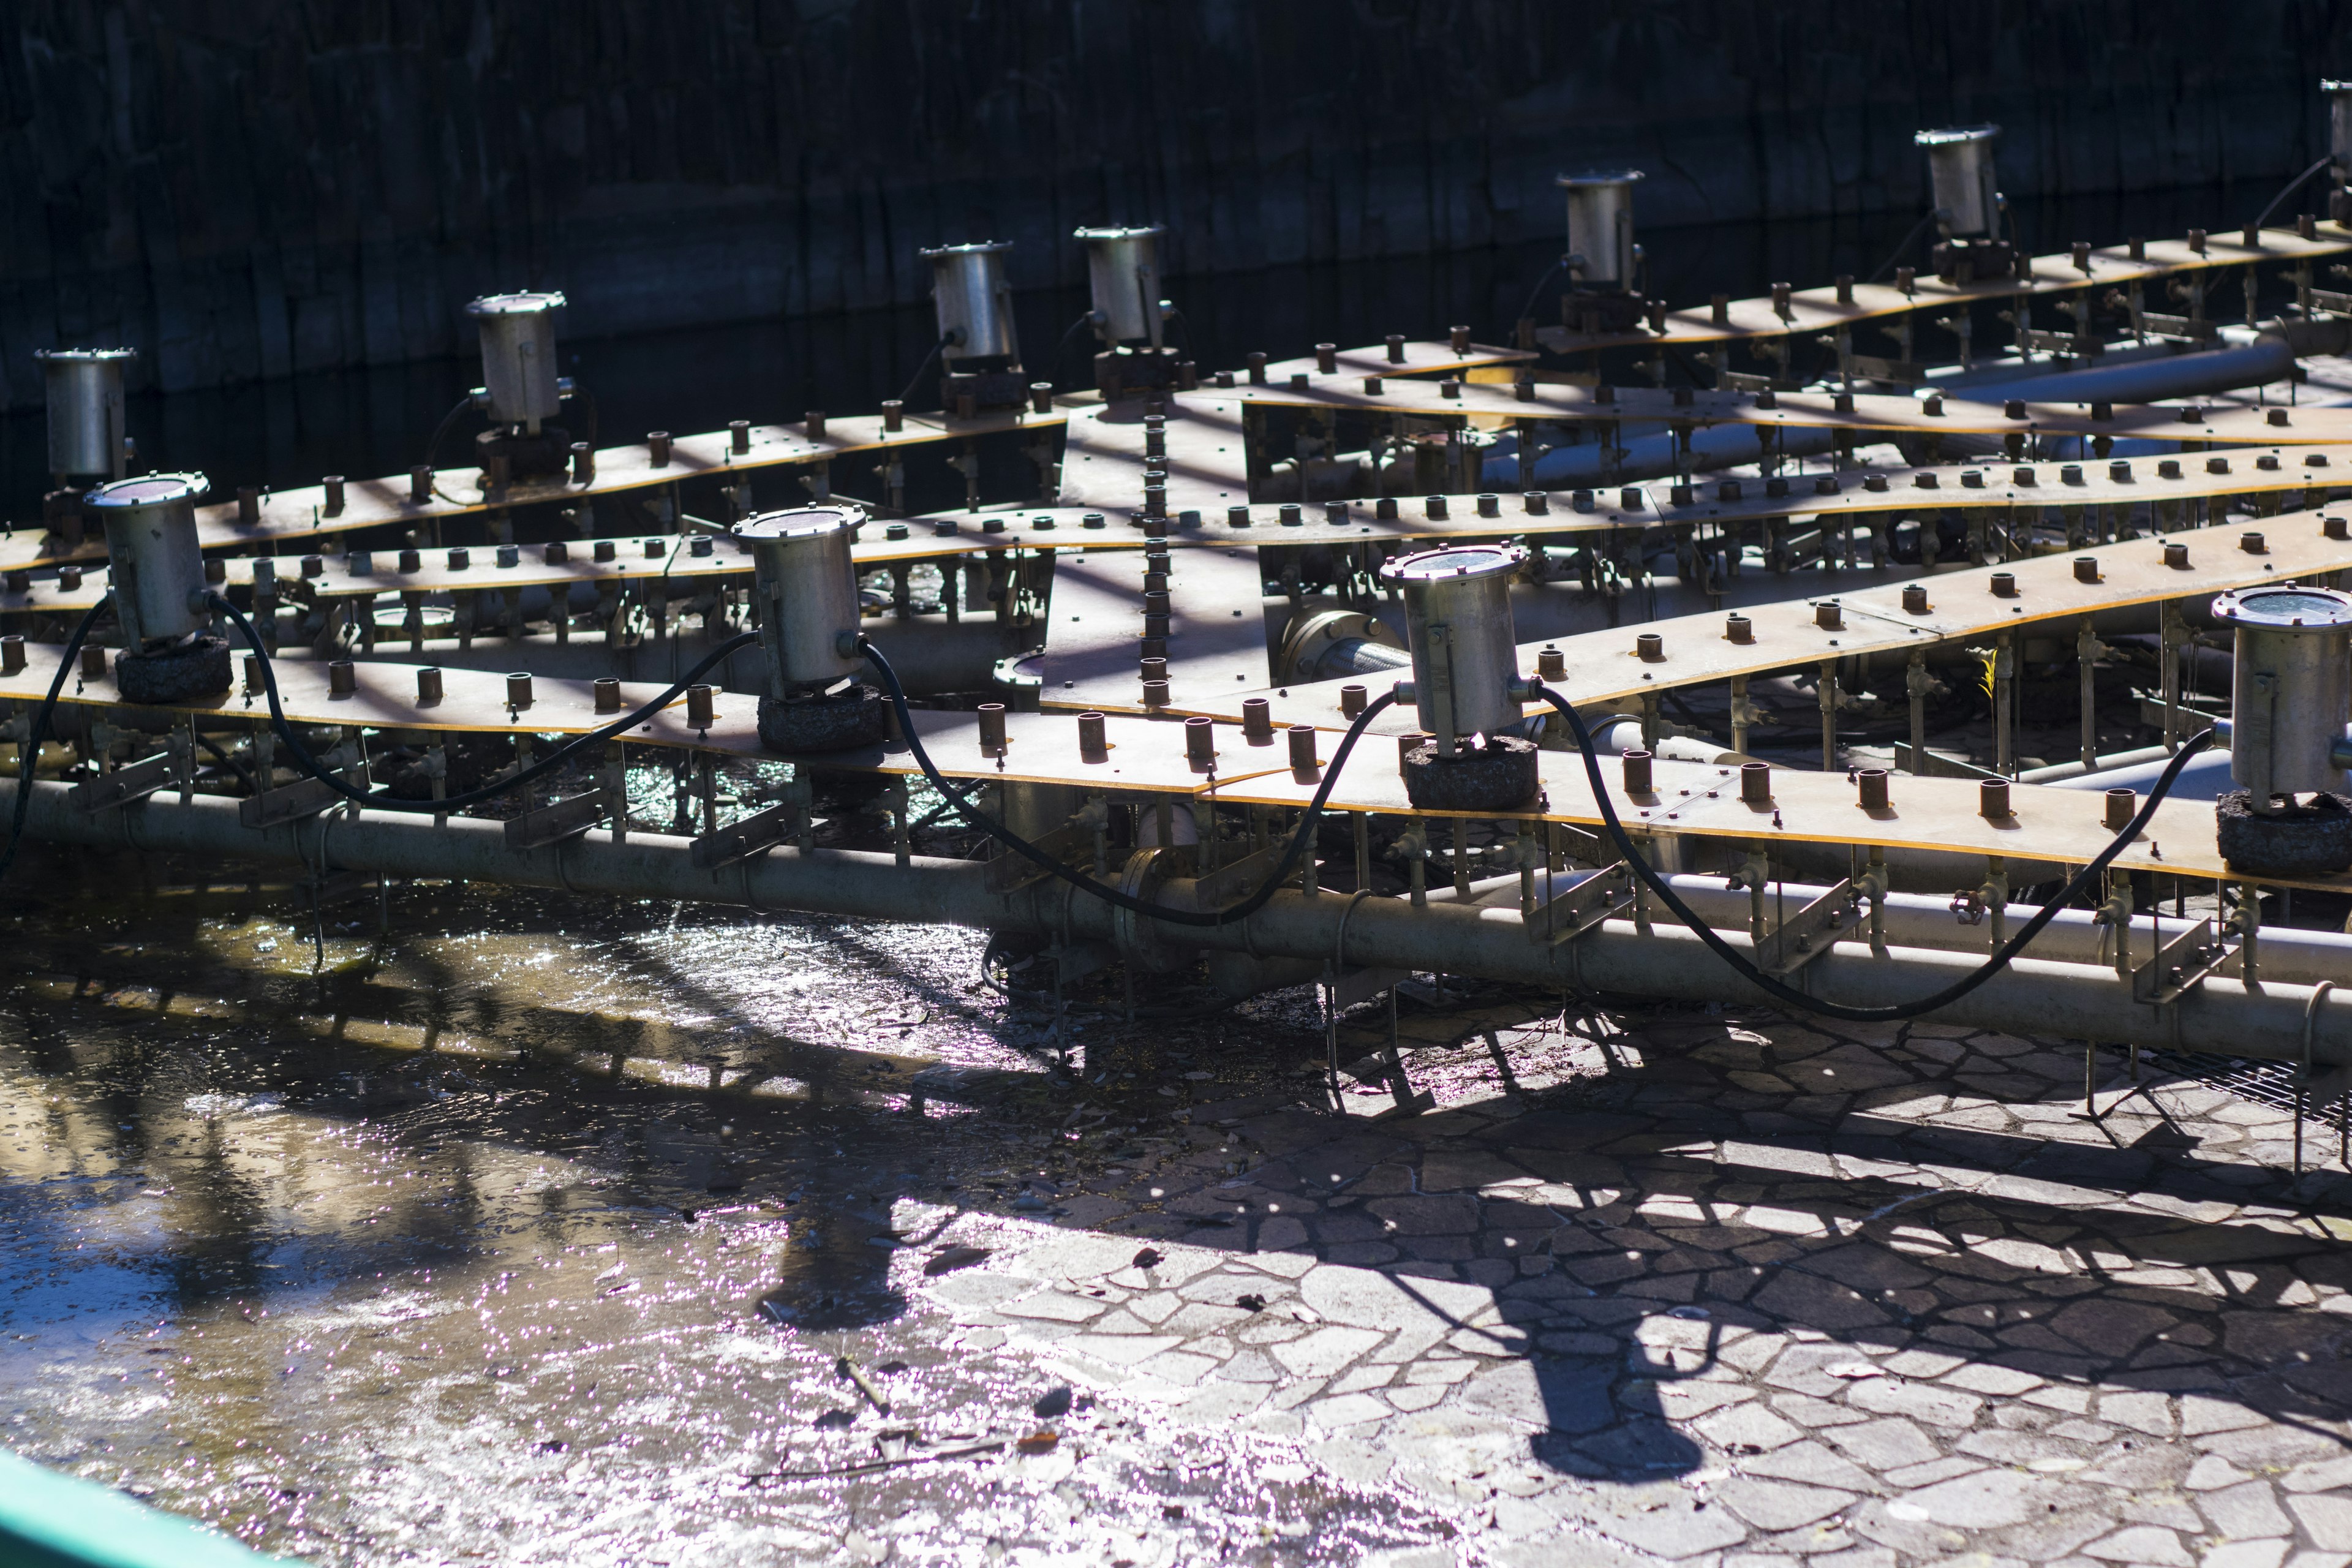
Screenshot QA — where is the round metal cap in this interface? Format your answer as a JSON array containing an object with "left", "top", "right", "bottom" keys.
[
  {"left": 34, "top": 347, "right": 136, "bottom": 363},
  {"left": 1914, "top": 124, "right": 2000, "bottom": 146},
  {"left": 1555, "top": 169, "right": 1646, "bottom": 189},
  {"left": 2212, "top": 585, "right": 2352, "bottom": 628},
  {"left": 464, "top": 292, "right": 566, "bottom": 317},
  {"left": 733, "top": 503, "right": 866, "bottom": 543},
  {"left": 1074, "top": 224, "right": 1166, "bottom": 243},
  {"left": 84, "top": 473, "right": 206, "bottom": 508},
  {"left": 918, "top": 240, "right": 1013, "bottom": 258},
  {"left": 2324, "top": 79, "right": 2352, "bottom": 96},
  {"left": 1377, "top": 543, "right": 1527, "bottom": 586}
]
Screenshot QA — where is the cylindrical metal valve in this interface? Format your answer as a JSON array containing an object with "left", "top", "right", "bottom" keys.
[
  {"left": 1914, "top": 126, "right": 2001, "bottom": 237},
  {"left": 2326, "top": 80, "right": 2352, "bottom": 181},
  {"left": 2215, "top": 585, "right": 2352, "bottom": 802},
  {"left": 734, "top": 505, "right": 869, "bottom": 698},
  {"left": 921, "top": 242, "right": 1019, "bottom": 363},
  {"left": 1075, "top": 225, "right": 1165, "bottom": 347},
  {"left": 36, "top": 349, "right": 135, "bottom": 480},
  {"left": 465, "top": 293, "right": 565, "bottom": 431},
  {"left": 1378, "top": 543, "right": 1528, "bottom": 746},
  {"left": 1556, "top": 172, "right": 1644, "bottom": 288},
  {"left": 85, "top": 472, "right": 208, "bottom": 649}
]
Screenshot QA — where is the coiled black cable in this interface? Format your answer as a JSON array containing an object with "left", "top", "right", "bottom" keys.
[
  {"left": 418, "top": 393, "right": 477, "bottom": 475},
  {"left": 1533, "top": 682, "right": 2216, "bottom": 1023},
  {"left": 895, "top": 335, "right": 957, "bottom": 410},
  {"left": 1046, "top": 312, "right": 1098, "bottom": 391},
  {"left": 2253, "top": 154, "right": 2335, "bottom": 233},
  {"left": 1865, "top": 209, "right": 1942, "bottom": 284},
  {"left": 862, "top": 637, "right": 1393, "bottom": 928}
]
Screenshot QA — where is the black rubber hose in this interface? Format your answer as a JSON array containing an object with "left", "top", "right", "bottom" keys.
[
  {"left": 2255, "top": 154, "right": 2336, "bottom": 232},
  {"left": 862, "top": 636, "right": 1395, "bottom": 929},
  {"left": 1510, "top": 255, "right": 1568, "bottom": 331},
  {"left": 564, "top": 381, "right": 597, "bottom": 451},
  {"left": 208, "top": 591, "right": 756, "bottom": 814},
  {"left": 418, "top": 393, "right": 477, "bottom": 475},
  {"left": 1865, "top": 209, "right": 1942, "bottom": 285},
  {"left": 0, "top": 593, "right": 114, "bottom": 883},
  {"left": 1533, "top": 681, "right": 2216, "bottom": 1023},
  {"left": 195, "top": 730, "right": 259, "bottom": 794},
  {"left": 1047, "top": 312, "right": 1097, "bottom": 391},
  {"left": 1160, "top": 308, "right": 1194, "bottom": 360},
  {"left": 895, "top": 335, "right": 957, "bottom": 410}
]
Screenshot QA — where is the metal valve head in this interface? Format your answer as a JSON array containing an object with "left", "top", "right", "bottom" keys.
[
  {"left": 2215, "top": 585, "right": 2352, "bottom": 801},
  {"left": 465, "top": 292, "right": 566, "bottom": 431},
  {"left": 2326, "top": 80, "right": 2352, "bottom": 176},
  {"left": 1913, "top": 126, "right": 2001, "bottom": 237},
  {"left": 1074, "top": 225, "right": 1167, "bottom": 348},
  {"left": 85, "top": 472, "right": 209, "bottom": 650},
  {"left": 1378, "top": 543, "right": 1529, "bottom": 747},
  {"left": 1553, "top": 172, "right": 1644, "bottom": 288},
  {"left": 734, "top": 504, "right": 869, "bottom": 698},
  {"left": 35, "top": 348, "right": 136, "bottom": 481},
  {"left": 918, "top": 243, "right": 1018, "bottom": 364}
]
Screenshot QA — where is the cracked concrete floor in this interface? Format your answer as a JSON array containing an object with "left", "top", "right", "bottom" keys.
[{"left": 2, "top": 847, "right": 2351, "bottom": 1566}]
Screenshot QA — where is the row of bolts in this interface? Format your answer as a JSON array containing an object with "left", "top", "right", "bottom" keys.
[{"left": 0, "top": 622, "right": 2143, "bottom": 839}]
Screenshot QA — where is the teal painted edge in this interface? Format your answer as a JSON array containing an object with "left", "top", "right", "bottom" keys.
[{"left": 0, "top": 1447, "right": 295, "bottom": 1568}]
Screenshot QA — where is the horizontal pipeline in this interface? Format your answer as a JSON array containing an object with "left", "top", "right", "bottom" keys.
[{"left": 7, "top": 779, "right": 2346, "bottom": 1069}]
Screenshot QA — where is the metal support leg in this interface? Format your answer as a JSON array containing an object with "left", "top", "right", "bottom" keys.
[
  {"left": 1994, "top": 633, "right": 2015, "bottom": 777},
  {"left": 1819, "top": 660, "right": 1838, "bottom": 771},
  {"left": 891, "top": 777, "right": 911, "bottom": 868},
  {"left": 1905, "top": 651, "right": 1930, "bottom": 774},
  {"left": 1982, "top": 857, "right": 2008, "bottom": 956},
  {"left": 2160, "top": 600, "right": 2185, "bottom": 753},
  {"left": 602, "top": 743, "right": 628, "bottom": 843},
  {"left": 2078, "top": 616, "right": 2100, "bottom": 771}
]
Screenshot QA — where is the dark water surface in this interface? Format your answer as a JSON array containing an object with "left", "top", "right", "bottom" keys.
[{"left": 0, "top": 181, "right": 2271, "bottom": 519}]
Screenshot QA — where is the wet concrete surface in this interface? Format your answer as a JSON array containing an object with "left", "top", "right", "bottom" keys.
[{"left": 7, "top": 839, "right": 2352, "bottom": 1566}]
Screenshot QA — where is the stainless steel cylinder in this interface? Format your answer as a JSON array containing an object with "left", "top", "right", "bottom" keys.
[
  {"left": 1076, "top": 225, "right": 1165, "bottom": 346},
  {"left": 36, "top": 349, "right": 134, "bottom": 480},
  {"left": 1378, "top": 544, "right": 1528, "bottom": 741},
  {"left": 2215, "top": 585, "right": 2352, "bottom": 800},
  {"left": 2329, "top": 80, "right": 2352, "bottom": 176},
  {"left": 1915, "top": 126, "right": 2001, "bottom": 237},
  {"left": 1555, "top": 172, "right": 1643, "bottom": 287},
  {"left": 920, "top": 242, "right": 1018, "bottom": 363},
  {"left": 465, "top": 293, "right": 565, "bottom": 430},
  {"left": 734, "top": 505, "right": 869, "bottom": 695},
  {"left": 85, "top": 472, "right": 209, "bottom": 649}
]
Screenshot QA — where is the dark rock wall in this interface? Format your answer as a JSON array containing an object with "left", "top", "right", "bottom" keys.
[{"left": 0, "top": 0, "right": 2345, "bottom": 407}]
